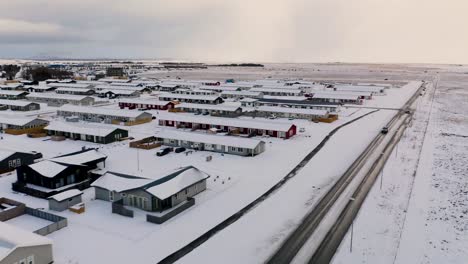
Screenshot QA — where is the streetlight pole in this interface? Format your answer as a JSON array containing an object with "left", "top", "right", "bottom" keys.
[{"left": 349, "top": 197, "right": 355, "bottom": 253}]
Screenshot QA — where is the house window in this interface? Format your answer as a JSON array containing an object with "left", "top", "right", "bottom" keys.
[
  {"left": 109, "top": 191, "right": 114, "bottom": 201},
  {"left": 27, "top": 256, "right": 35, "bottom": 264}
]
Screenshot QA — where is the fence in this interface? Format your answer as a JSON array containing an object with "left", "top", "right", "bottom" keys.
[
  {"left": 129, "top": 137, "right": 162, "bottom": 150},
  {"left": 25, "top": 207, "right": 68, "bottom": 236},
  {"left": 112, "top": 199, "right": 134, "bottom": 218},
  {"left": 0, "top": 197, "right": 25, "bottom": 221},
  {"left": 146, "top": 198, "right": 195, "bottom": 224}
]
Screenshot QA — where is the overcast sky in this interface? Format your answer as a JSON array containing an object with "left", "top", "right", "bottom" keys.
[{"left": 1, "top": 0, "right": 467, "bottom": 63}]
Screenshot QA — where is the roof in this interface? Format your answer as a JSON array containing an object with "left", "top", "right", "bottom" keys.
[
  {"left": 175, "top": 103, "right": 241, "bottom": 112},
  {"left": 119, "top": 99, "right": 172, "bottom": 106},
  {"left": 158, "top": 93, "right": 222, "bottom": 101},
  {"left": 29, "top": 160, "right": 68, "bottom": 178},
  {"left": 0, "top": 221, "right": 52, "bottom": 260},
  {"left": 0, "top": 99, "right": 36, "bottom": 107},
  {"left": 158, "top": 112, "right": 295, "bottom": 132},
  {"left": 45, "top": 122, "right": 126, "bottom": 137},
  {"left": 55, "top": 87, "right": 94, "bottom": 93},
  {"left": 48, "top": 189, "right": 83, "bottom": 202},
  {"left": 95, "top": 85, "right": 146, "bottom": 91},
  {"left": 254, "top": 106, "right": 329, "bottom": 116},
  {"left": 92, "top": 166, "right": 210, "bottom": 199},
  {"left": 258, "top": 98, "right": 341, "bottom": 107},
  {"left": 145, "top": 166, "right": 210, "bottom": 200},
  {"left": 0, "top": 116, "right": 48, "bottom": 126},
  {"left": 220, "top": 91, "right": 263, "bottom": 96},
  {"left": 98, "top": 78, "right": 130, "bottom": 83},
  {"left": 0, "top": 90, "right": 27, "bottom": 96},
  {"left": 26, "top": 93, "right": 93, "bottom": 101},
  {"left": 311, "top": 93, "right": 361, "bottom": 100},
  {"left": 91, "top": 172, "right": 153, "bottom": 192},
  {"left": 156, "top": 130, "right": 264, "bottom": 149},
  {"left": 333, "top": 85, "right": 385, "bottom": 93},
  {"left": 50, "top": 149, "right": 107, "bottom": 165},
  {"left": 58, "top": 105, "right": 151, "bottom": 119},
  {"left": 97, "top": 89, "right": 140, "bottom": 95},
  {"left": 250, "top": 88, "right": 302, "bottom": 94},
  {"left": 48, "top": 83, "right": 91, "bottom": 89}
]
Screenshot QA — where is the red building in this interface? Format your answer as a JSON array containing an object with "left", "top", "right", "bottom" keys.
[
  {"left": 157, "top": 113, "right": 297, "bottom": 139},
  {"left": 119, "top": 100, "right": 174, "bottom": 110}
]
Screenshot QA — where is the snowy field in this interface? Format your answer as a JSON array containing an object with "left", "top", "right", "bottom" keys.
[
  {"left": 0, "top": 63, "right": 457, "bottom": 264},
  {"left": 332, "top": 71, "right": 468, "bottom": 264}
]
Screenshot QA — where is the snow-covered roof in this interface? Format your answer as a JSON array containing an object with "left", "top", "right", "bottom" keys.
[
  {"left": 250, "top": 88, "right": 303, "bottom": 94},
  {"left": 97, "top": 89, "right": 140, "bottom": 95},
  {"left": 50, "top": 149, "right": 107, "bottom": 165},
  {"left": 220, "top": 91, "right": 263, "bottom": 96},
  {"left": 95, "top": 85, "right": 146, "bottom": 91},
  {"left": 254, "top": 106, "right": 329, "bottom": 116},
  {"left": 158, "top": 112, "right": 295, "bottom": 132},
  {"left": 48, "top": 83, "right": 91, "bottom": 89},
  {"left": 333, "top": 85, "right": 385, "bottom": 93},
  {"left": 26, "top": 93, "right": 93, "bottom": 101},
  {"left": 58, "top": 105, "right": 151, "bottom": 118},
  {"left": 0, "top": 221, "right": 52, "bottom": 260},
  {"left": 175, "top": 103, "right": 241, "bottom": 112},
  {"left": 55, "top": 87, "right": 94, "bottom": 93},
  {"left": 98, "top": 78, "right": 130, "bottom": 83},
  {"left": 156, "top": 130, "right": 264, "bottom": 149},
  {"left": 0, "top": 90, "right": 27, "bottom": 96},
  {"left": 48, "top": 189, "right": 83, "bottom": 202},
  {"left": 0, "top": 99, "right": 36, "bottom": 107},
  {"left": 145, "top": 166, "right": 210, "bottom": 200},
  {"left": 119, "top": 99, "right": 171, "bottom": 106},
  {"left": 0, "top": 116, "right": 47, "bottom": 126},
  {"left": 91, "top": 172, "right": 152, "bottom": 192},
  {"left": 45, "top": 122, "right": 126, "bottom": 137},
  {"left": 29, "top": 160, "right": 68, "bottom": 178},
  {"left": 158, "top": 93, "right": 221, "bottom": 101},
  {"left": 92, "top": 166, "right": 210, "bottom": 199},
  {"left": 199, "top": 86, "right": 240, "bottom": 91},
  {"left": 311, "top": 93, "right": 361, "bottom": 100}
]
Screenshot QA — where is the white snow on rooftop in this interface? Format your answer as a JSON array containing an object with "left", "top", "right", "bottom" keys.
[
  {"left": 26, "top": 93, "right": 93, "bottom": 101},
  {"left": 29, "top": 160, "right": 68, "bottom": 178},
  {"left": 50, "top": 149, "right": 107, "bottom": 166},
  {"left": 159, "top": 112, "right": 294, "bottom": 131},
  {"left": 146, "top": 167, "right": 210, "bottom": 200},
  {"left": 0, "top": 115, "right": 46, "bottom": 126},
  {"left": 0, "top": 221, "right": 52, "bottom": 260},
  {"left": 45, "top": 122, "right": 125, "bottom": 137},
  {"left": 159, "top": 93, "right": 221, "bottom": 101},
  {"left": 254, "top": 106, "right": 329, "bottom": 116},
  {"left": 0, "top": 99, "right": 35, "bottom": 107},
  {"left": 91, "top": 172, "right": 152, "bottom": 193},
  {"left": 175, "top": 103, "right": 241, "bottom": 112},
  {"left": 156, "top": 130, "right": 264, "bottom": 149},
  {"left": 48, "top": 189, "right": 83, "bottom": 202},
  {"left": 58, "top": 105, "right": 150, "bottom": 118}
]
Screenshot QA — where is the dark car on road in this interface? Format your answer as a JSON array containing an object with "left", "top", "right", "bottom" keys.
[
  {"left": 156, "top": 147, "right": 173, "bottom": 156},
  {"left": 175, "top": 147, "right": 186, "bottom": 153}
]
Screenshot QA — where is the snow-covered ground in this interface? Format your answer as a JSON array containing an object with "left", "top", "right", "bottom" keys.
[
  {"left": 332, "top": 72, "right": 468, "bottom": 264},
  {"left": 1, "top": 63, "right": 456, "bottom": 264}
]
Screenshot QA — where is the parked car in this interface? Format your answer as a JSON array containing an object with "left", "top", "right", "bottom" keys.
[
  {"left": 202, "top": 112, "right": 210, "bottom": 116},
  {"left": 194, "top": 112, "right": 201, "bottom": 115},
  {"left": 299, "top": 127, "right": 306, "bottom": 133},
  {"left": 381, "top": 127, "right": 389, "bottom": 134},
  {"left": 175, "top": 147, "right": 186, "bottom": 153},
  {"left": 156, "top": 147, "right": 173, "bottom": 156},
  {"left": 268, "top": 115, "right": 277, "bottom": 119}
]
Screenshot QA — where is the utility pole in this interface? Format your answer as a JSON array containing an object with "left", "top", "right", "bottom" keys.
[
  {"left": 349, "top": 197, "right": 355, "bottom": 253},
  {"left": 137, "top": 148, "right": 140, "bottom": 172},
  {"left": 380, "top": 169, "right": 383, "bottom": 190}
]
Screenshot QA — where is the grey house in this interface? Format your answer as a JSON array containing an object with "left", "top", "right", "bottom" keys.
[
  {"left": 92, "top": 166, "right": 210, "bottom": 212},
  {"left": 48, "top": 189, "right": 83, "bottom": 211},
  {"left": 154, "top": 130, "right": 266, "bottom": 156},
  {"left": 0, "top": 221, "right": 53, "bottom": 264}
]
